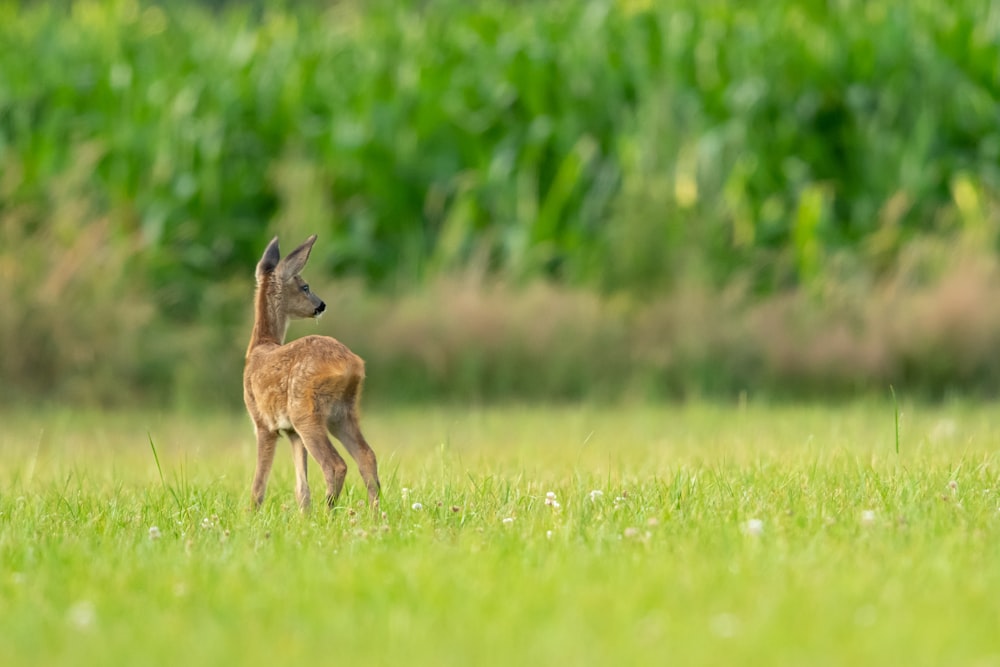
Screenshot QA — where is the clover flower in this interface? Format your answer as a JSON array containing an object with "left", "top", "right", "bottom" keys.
[
  {"left": 544, "top": 491, "right": 561, "bottom": 509},
  {"left": 743, "top": 519, "right": 764, "bottom": 536}
]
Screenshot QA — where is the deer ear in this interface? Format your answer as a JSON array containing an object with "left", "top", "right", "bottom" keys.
[
  {"left": 256, "top": 237, "right": 281, "bottom": 279},
  {"left": 277, "top": 234, "right": 317, "bottom": 278}
]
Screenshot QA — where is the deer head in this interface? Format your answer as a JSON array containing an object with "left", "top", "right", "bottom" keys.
[{"left": 255, "top": 234, "right": 326, "bottom": 320}]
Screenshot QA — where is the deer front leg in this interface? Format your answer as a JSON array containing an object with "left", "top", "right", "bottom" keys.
[
  {"left": 251, "top": 427, "right": 279, "bottom": 509},
  {"left": 288, "top": 431, "right": 311, "bottom": 511}
]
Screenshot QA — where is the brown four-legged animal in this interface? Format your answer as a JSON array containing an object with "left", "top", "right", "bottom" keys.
[{"left": 243, "top": 234, "right": 380, "bottom": 510}]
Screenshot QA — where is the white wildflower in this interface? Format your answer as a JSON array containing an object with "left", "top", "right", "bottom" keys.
[
  {"left": 148, "top": 526, "right": 161, "bottom": 540},
  {"left": 743, "top": 519, "right": 764, "bottom": 536},
  {"left": 502, "top": 517, "right": 515, "bottom": 525},
  {"left": 67, "top": 601, "right": 96, "bottom": 630},
  {"left": 544, "top": 492, "right": 561, "bottom": 509},
  {"left": 410, "top": 502, "right": 423, "bottom": 511},
  {"left": 588, "top": 490, "right": 604, "bottom": 502},
  {"left": 860, "top": 510, "right": 876, "bottom": 526}
]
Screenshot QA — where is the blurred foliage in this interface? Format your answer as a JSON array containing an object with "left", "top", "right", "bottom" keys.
[
  {"left": 2, "top": 0, "right": 1000, "bottom": 405},
  {"left": 4, "top": 0, "right": 999, "bottom": 298}
]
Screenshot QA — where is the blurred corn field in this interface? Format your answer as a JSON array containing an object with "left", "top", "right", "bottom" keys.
[{"left": 2, "top": 0, "right": 1000, "bottom": 405}]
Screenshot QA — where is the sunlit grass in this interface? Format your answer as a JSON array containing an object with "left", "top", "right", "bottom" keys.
[{"left": 1, "top": 401, "right": 999, "bottom": 666}]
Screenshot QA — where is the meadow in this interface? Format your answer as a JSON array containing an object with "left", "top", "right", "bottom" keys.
[
  {"left": 4, "top": 2, "right": 999, "bottom": 663},
  {"left": 2, "top": 400, "right": 998, "bottom": 666}
]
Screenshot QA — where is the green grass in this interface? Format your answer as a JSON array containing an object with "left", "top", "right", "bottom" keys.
[{"left": 1, "top": 401, "right": 999, "bottom": 666}]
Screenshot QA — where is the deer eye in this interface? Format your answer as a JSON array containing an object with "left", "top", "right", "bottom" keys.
[{"left": 301, "top": 284, "right": 310, "bottom": 293}]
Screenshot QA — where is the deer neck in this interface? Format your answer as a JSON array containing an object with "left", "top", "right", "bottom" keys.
[{"left": 247, "top": 277, "right": 288, "bottom": 355}]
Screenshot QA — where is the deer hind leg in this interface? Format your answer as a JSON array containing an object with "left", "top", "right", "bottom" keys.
[
  {"left": 288, "top": 431, "right": 311, "bottom": 511},
  {"left": 251, "top": 427, "right": 279, "bottom": 509},
  {"left": 330, "top": 411, "right": 381, "bottom": 508},
  {"left": 296, "top": 421, "right": 348, "bottom": 508}
]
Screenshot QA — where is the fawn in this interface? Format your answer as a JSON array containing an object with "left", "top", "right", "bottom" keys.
[{"left": 243, "top": 234, "right": 380, "bottom": 510}]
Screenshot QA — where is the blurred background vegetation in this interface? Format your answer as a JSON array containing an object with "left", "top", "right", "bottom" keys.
[{"left": 2, "top": 0, "right": 1000, "bottom": 408}]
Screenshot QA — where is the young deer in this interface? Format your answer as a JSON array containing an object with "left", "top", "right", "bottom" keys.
[{"left": 243, "top": 234, "right": 380, "bottom": 510}]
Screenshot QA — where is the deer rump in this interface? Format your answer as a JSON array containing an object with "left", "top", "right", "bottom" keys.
[{"left": 245, "top": 336, "right": 365, "bottom": 434}]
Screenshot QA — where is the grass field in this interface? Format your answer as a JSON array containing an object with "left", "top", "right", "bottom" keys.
[{"left": 1, "top": 401, "right": 999, "bottom": 666}]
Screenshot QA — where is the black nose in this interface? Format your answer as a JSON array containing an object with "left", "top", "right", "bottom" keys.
[{"left": 315, "top": 301, "right": 326, "bottom": 315}]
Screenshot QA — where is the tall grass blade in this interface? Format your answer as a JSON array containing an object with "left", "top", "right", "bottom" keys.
[
  {"left": 148, "top": 431, "right": 182, "bottom": 510},
  {"left": 890, "top": 385, "right": 900, "bottom": 455}
]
